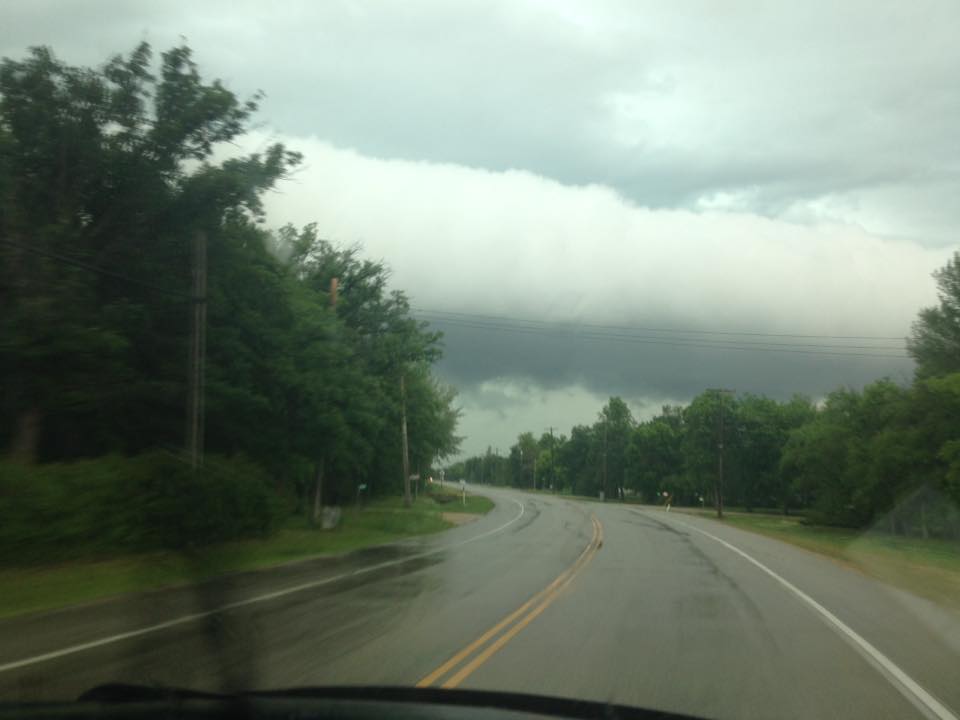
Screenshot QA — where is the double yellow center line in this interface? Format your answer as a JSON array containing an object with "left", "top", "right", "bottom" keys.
[{"left": 417, "top": 514, "right": 604, "bottom": 689}]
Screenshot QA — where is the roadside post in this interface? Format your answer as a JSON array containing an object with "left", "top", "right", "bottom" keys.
[{"left": 460, "top": 478, "right": 466, "bottom": 506}]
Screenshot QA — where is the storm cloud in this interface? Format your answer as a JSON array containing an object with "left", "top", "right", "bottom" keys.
[{"left": 257, "top": 136, "right": 946, "bottom": 453}]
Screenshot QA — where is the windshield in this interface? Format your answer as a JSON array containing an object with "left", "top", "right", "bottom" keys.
[{"left": 1, "top": 3, "right": 959, "bottom": 719}]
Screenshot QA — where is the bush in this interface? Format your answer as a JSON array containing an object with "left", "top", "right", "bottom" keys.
[{"left": 0, "top": 452, "right": 279, "bottom": 565}]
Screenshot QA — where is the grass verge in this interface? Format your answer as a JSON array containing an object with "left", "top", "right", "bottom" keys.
[
  {"left": 0, "top": 491, "right": 492, "bottom": 620},
  {"left": 678, "top": 509, "right": 960, "bottom": 614},
  {"left": 426, "top": 484, "right": 496, "bottom": 514}
]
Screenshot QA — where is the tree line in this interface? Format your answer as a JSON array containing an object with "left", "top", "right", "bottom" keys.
[
  {"left": 0, "top": 43, "right": 461, "bottom": 558},
  {"left": 451, "top": 253, "right": 960, "bottom": 539}
]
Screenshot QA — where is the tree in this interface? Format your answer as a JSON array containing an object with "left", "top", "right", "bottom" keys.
[
  {"left": 0, "top": 43, "right": 300, "bottom": 462},
  {"left": 780, "top": 383, "right": 911, "bottom": 528},
  {"left": 1, "top": 42, "right": 462, "bottom": 519},
  {"left": 627, "top": 407, "right": 684, "bottom": 503},
  {"left": 730, "top": 394, "right": 803, "bottom": 512},
  {"left": 775, "top": 395, "right": 817, "bottom": 514},
  {"left": 276, "top": 223, "right": 457, "bottom": 505},
  {"left": 683, "top": 391, "right": 732, "bottom": 515},
  {"left": 597, "top": 397, "right": 634, "bottom": 500},
  {"left": 560, "top": 425, "right": 599, "bottom": 496},
  {"left": 510, "top": 432, "right": 539, "bottom": 488},
  {"left": 908, "top": 251, "right": 960, "bottom": 378}
]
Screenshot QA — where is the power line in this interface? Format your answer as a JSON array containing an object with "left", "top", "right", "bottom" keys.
[
  {"left": 425, "top": 316, "right": 909, "bottom": 358},
  {"left": 415, "top": 315, "right": 911, "bottom": 359},
  {"left": 414, "top": 307, "right": 905, "bottom": 342},
  {"left": 417, "top": 313, "right": 904, "bottom": 351},
  {"left": 1, "top": 238, "right": 195, "bottom": 300}
]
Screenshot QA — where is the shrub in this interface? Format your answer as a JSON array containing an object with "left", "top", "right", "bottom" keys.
[{"left": 0, "top": 452, "right": 279, "bottom": 565}]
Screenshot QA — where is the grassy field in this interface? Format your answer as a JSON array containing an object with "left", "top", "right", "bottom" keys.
[
  {"left": 0, "top": 490, "right": 493, "bottom": 620},
  {"left": 427, "top": 483, "right": 496, "bottom": 514},
  {"left": 676, "top": 508, "right": 960, "bottom": 614}
]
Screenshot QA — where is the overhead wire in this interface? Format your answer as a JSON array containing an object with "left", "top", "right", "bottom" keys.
[
  {"left": 416, "top": 314, "right": 904, "bottom": 351},
  {"left": 414, "top": 307, "right": 906, "bottom": 342},
  {"left": 413, "top": 311, "right": 911, "bottom": 360},
  {"left": 0, "top": 239, "right": 912, "bottom": 360}
]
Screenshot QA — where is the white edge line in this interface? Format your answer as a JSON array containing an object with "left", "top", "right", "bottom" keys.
[
  {"left": 0, "top": 497, "right": 525, "bottom": 674},
  {"left": 636, "top": 510, "right": 956, "bottom": 720}
]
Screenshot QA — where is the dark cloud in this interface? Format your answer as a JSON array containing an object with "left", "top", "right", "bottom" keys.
[{"left": 430, "top": 321, "right": 915, "bottom": 403}]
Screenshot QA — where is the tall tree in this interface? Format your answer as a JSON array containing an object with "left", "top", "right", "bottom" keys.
[
  {"left": 908, "top": 251, "right": 960, "bottom": 378},
  {"left": 597, "top": 397, "right": 634, "bottom": 499},
  {"left": 0, "top": 43, "right": 300, "bottom": 462},
  {"left": 560, "top": 425, "right": 599, "bottom": 497},
  {"left": 683, "top": 391, "right": 732, "bottom": 514},
  {"left": 627, "top": 406, "right": 684, "bottom": 503}
]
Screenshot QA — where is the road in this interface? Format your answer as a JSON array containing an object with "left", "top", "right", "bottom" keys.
[{"left": 2, "top": 487, "right": 959, "bottom": 719}]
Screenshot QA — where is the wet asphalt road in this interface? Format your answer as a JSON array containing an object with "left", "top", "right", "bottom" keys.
[{"left": 1, "top": 487, "right": 959, "bottom": 720}]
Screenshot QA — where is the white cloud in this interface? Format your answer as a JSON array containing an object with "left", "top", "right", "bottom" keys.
[
  {"left": 249, "top": 133, "right": 951, "bottom": 451},
  {"left": 263, "top": 134, "right": 954, "bottom": 341}
]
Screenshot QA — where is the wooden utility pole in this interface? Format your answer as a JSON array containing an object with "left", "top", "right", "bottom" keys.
[
  {"left": 717, "top": 393, "right": 725, "bottom": 519},
  {"left": 187, "top": 231, "right": 207, "bottom": 470},
  {"left": 549, "top": 426, "right": 557, "bottom": 492},
  {"left": 602, "top": 417, "right": 608, "bottom": 501},
  {"left": 709, "top": 388, "right": 735, "bottom": 519},
  {"left": 401, "top": 372, "right": 411, "bottom": 507},
  {"left": 312, "top": 277, "right": 338, "bottom": 524}
]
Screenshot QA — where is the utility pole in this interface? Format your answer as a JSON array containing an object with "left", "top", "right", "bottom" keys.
[
  {"left": 186, "top": 231, "right": 207, "bottom": 470},
  {"left": 718, "top": 391, "right": 725, "bottom": 519},
  {"left": 549, "top": 426, "right": 556, "bottom": 493},
  {"left": 602, "top": 416, "right": 608, "bottom": 501},
  {"left": 314, "top": 277, "right": 338, "bottom": 524},
  {"left": 401, "top": 372, "right": 411, "bottom": 507},
  {"left": 533, "top": 455, "right": 537, "bottom": 491},
  {"left": 708, "top": 388, "right": 735, "bottom": 519},
  {"left": 519, "top": 446, "right": 524, "bottom": 488}
]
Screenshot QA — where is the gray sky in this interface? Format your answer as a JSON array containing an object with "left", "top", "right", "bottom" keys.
[{"left": 4, "top": 1, "right": 959, "bottom": 456}]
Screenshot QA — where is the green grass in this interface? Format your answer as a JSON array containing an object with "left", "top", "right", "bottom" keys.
[
  {"left": 679, "top": 509, "right": 960, "bottom": 614},
  {"left": 426, "top": 484, "right": 496, "bottom": 514},
  {"left": 0, "top": 491, "right": 492, "bottom": 620}
]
